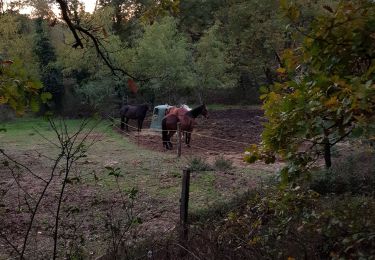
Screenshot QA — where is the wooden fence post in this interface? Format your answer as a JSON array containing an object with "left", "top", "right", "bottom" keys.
[
  {"left": 179, "top": 167, "right": 190, "bottom": 256},
  {"left": 177, "top": 122, "right": 182, "bottom": 157}
]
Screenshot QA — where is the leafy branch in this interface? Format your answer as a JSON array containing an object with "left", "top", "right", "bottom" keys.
[{"left": 54, "top": 0, "right": 145, "bottom": 82}]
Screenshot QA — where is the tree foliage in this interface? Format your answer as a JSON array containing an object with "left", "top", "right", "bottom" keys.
[
  {"left": 247, "top": 0, "right": 375, "bottom": 181},
  {"left": 34, "top": 17, "right": 64, "bottom": 112},
  {"left": 194, "top": 22, "right": 233, "bottom": 102},
  {"left": 0, "top": 13, "right": 47, "bottom": 115},
  {"left": 0, "top": 58, "right": 47, "bottom": 115},
  {"left": 129, "top": 16, "right": 194, "bottom": 102},
  {"left": 217, "top": 0, "right": 286, "bottom": 86}
]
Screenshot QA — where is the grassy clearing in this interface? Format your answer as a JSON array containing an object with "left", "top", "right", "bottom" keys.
[
  {"left": 0, "top": 117, "right": 274, "bottom": 258},
  {"left": 0, "top": 117, "right": 269, "bottom": 215}
]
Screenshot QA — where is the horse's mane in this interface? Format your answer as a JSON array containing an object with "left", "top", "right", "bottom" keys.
[{"left": 186, "top": 104, "right": 205, "bottom": 118}]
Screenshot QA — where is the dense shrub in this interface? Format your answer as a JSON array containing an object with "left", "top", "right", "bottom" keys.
[
  {"left": 310, "top": 151, "right": 375, "bottom": 196},
  {"left": 145, "top": 185, "right": 375, "bottom": 259},
  {"left": 0, "top": 105, "right": 16, "bottom": 121},
  {"left": 213, "top": 155, "right": 233, "bottom": 172},
  {"left": 188, "top": 157, "right": 212, "bottom": 172}
]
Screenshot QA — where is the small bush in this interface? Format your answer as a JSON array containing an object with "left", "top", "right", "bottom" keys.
[
  {"left": 310, "top": 151, "right": 375, "bottom": 195},
  {"left": 0, "top": 105, "right": 15, "bottom": 121},
  {"left": 213, "top": 156, "right": 233, "bottom": 172},
  {"left": 188, "top": 157, "right": 212, "bottom": 172},
  {"left": 189, "top": 190, "right": 253, "bottom": 223}
]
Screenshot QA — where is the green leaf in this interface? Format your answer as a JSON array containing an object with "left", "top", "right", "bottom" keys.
[
  {"left": 40, "top": 92, "right": 52, "bottom": 103},
  {"left": 128, "top": 187, "right": 138, "bottom": 200},
  {"left": 30, "top": 97, "right": 40, "bottom": 112},
  {"left": 351, "top": 127, "right": 363, "bottom": 138},
  {"left": 105, "top": 166, "right": 114, "bottom": 171}
]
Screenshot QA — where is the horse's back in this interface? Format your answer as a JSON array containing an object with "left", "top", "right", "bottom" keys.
[
  {"left": 120, "top": 104, "right": 148, "bottom": 119},
  {"left": 135, "top": 104, "right": 149, "bottom": 119},
  {"left": 120, "top": 105, "right": 130, "bottom": 116},
  {"left": 166, "top": 107, "right": 178, "bottom": 115},
  {"left": 167, "top": 107, "right": 189, "bottom": 120}
]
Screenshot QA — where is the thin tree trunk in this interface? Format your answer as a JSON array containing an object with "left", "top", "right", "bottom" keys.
[
  {"left": 323, "top": 137, "right": 331, "bottom": 168},
  {"left": 94, "top": 0, "right": 98, "bottom": 12}
]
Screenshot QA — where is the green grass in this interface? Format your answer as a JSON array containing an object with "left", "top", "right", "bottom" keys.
[
  {"left": 0, "top": 117, "right": 109, "bottom": 149},
  {"left": 1, "top": 117, "right": 269, "bottom": 216}
]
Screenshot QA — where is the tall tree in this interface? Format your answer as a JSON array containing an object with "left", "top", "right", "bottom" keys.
[
  {"left": 179, "top": 0, "right": 224, "bottom": 42},
  {"left": 130, "top": 16, "right": 194, "bottom": 102},
  {"left": 34, "top": 17, "right": 63, "bottom": 113},
  {"left": 217, "top": 0, "right": 286, "bottom": 93},
  {"left": 194, "top": 22, "right": 233, "bottom": 102}
]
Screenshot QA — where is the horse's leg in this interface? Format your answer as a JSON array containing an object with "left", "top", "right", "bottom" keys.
[
  {"left": 186, "top": 132, "right": 191, "bottom": 147},
  {"left": 137, "top": 119, "right": 141, "bottom": 132},
  {"left": 162, "top": 118, "right": 169, "bottom": 149},
  {"left": 168, "top": 131, "right": 175, "bottom": 149},
  {"left": 125, "top": 118, "right": 129, "bottom": 131},
  {"left": 166, "top": 131, "right": 171, "bottom": 149},
  {"left": 121, "top": 115, "right": 125, "bottom": 130},
  {"left": 162, "top": 131, "right": 167, "bottom": 149}
]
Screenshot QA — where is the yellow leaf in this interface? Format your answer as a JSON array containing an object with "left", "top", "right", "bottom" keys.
[
  {"left": 277, "top": 67, "right": 286, "bottom": 74},
  {"left": 0, "top": 96, "right": 9, "bottom": 104},
  {"left": 41, "top": 92, "right": 52, "bottom": 102},
  {"left": 324, "top": 96, "right": 338, "bottom": 107},
  {"left": 248, "top": 236, "right": 261, "bottom": 245}
]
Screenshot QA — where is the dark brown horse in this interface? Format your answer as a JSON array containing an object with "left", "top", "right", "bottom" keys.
[
  {"left": 162, "top": 104, "right": 208, "bottom": 150},
  {"left": 120, "top": 104, "right": 149, "bottom": 131}
]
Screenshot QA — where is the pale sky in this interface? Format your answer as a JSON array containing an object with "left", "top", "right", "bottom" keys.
[
  {"left": 3, "top": 0, "right": 97, "bottom": 14},
  {"left": 80, "top": 0, "right": 96, "bottom": 13}
]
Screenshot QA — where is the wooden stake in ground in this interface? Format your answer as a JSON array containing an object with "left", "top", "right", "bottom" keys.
[
  {"left": 179, "top": 167, "right": 190, "bottom": 256},
  {"left": 177, "top": 122, "right": 182, "bottom": 157}
]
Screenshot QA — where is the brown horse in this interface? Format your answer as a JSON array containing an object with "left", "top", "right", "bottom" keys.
[
  {"left": 120, "top": 104, "right": 149, "bottom": 131},
  {"left": 162, "top": 104, "right": 208, "bottom": 150},
  {"left": 165, "top": 104, "right": 191, "bottom": 117}
]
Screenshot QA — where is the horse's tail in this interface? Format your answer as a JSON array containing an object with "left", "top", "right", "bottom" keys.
[{"left": 162, "top": 117, "right": 168, "bottom": 146}]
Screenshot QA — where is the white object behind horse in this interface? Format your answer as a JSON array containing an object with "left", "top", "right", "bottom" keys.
[{"left": 180, "top": 104, "right": 191, "bottom": 111}]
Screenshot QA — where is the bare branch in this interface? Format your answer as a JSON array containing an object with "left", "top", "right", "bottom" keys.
[
  {"left": 20, "top": 153, "right": 63, "bottom": 259},
  {"left": 0, "top": 149, "right": 48, "bottom": 184},
  {"left": 55, "top": 0, "right": 145, "bottom": 81},
  {"left": 0, "top": 233, "right": 21, "bottom": 256}
]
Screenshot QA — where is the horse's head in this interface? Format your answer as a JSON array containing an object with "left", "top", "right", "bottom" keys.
[{"left": 187, "top": 104, "right": 209, "bottom": 119}]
